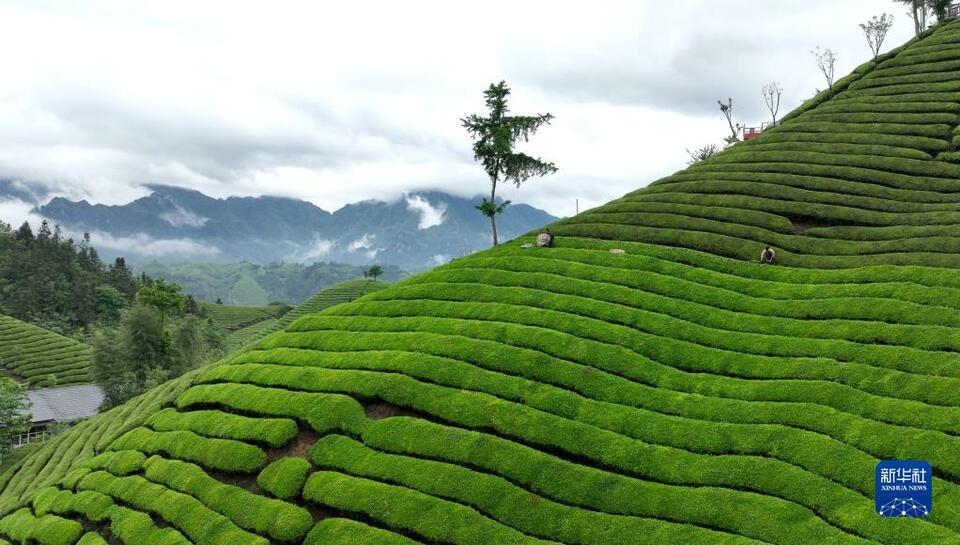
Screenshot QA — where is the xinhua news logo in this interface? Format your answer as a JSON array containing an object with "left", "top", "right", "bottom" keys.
[{"left": 876, "top": 460, "right": 932, "bottom": 517}]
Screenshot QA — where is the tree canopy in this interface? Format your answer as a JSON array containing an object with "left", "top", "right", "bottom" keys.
[{"left": 462, "top": 81, "right": 557, "bottom": 245}]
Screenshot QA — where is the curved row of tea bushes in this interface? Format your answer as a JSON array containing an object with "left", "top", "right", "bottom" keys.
[
  {"left": 0, "top": 314, "right": 92, "bottom": 387},
  {"left": 146, "top": 408, "right": 298, "bottom": 447}
]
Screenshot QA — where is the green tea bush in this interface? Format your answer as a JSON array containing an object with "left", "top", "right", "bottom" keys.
[
  {"left": 32, "top": 487, "right": 112, "bottom": 521},
  {"left": 109, "top": 427, "right": 266, "bottom": 473},
  {"left": 310, "top": 434, "right": 855, "bottom": 545},
  {"left": 303, "top": 518, "right": 421, "bottom": 545},
  {"left": 257, "top": 457, "right": 311, "bottom": 500},
  {"left": 303, "top": 470, "right": 561, "bottom": 545},
  {"left": 76, "top": 532, "right": 108, "bottom": 545},
  {"left": 199, "top": 362, "right": 960, "bottom": 536},
  {"left": 106, "top": 505, "right": 190, "bottom": 545},
  {"left": 0, "top": 508, "right": 83, "bottom": 545},
  {"left": 77, "top": 470, "right": 267, "bottom": 545},
  {"left": 78, "top": 450, "right": 146, "bottom": 476},
  {"left": 175, "top": 382, "right": 366, "bottom": 434},
  {"left": 142, "top": 455, "right": 313, "bottom": 542},
  {"left": 358, "top": 417, "right": 957, "bottom": 545},
  {"left": 146, "top": 408, "right": 298, "bottom": 448}
]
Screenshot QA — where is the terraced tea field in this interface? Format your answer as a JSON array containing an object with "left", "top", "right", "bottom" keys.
[
  {"left": 202, "top": 303, "right": 291, "bottom": 332},
  {"left": 224, "top": 280, "right": 387, "bottom": 351},
  {"left": 0, "top": 314, "right": 92, "bottom": 388},
  {"left": 9, "top": 16, "right": 960, "bottom": 545}
]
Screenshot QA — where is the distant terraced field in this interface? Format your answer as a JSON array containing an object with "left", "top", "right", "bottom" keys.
[
  {"left": 202, "top": 302, "right": 291, "bottom": 332},
  {"left": 0, "top": 314, "right": 92, "bottom": 388},
  {"left": 9, "top": 17, "right": 960, "bottom": 545},
  {"left": 224, "top": 280, "right": 387, "bottom": 351}
]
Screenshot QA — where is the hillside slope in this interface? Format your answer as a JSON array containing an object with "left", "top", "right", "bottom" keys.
[
  {"left": 225, "top": 279, "right": 388, "bottom": 351},
  {"left": 7, "top": 18, "right": 960, "bottom": 545},
  {"left": 0, "top": 315, "right": 92, "bottom": 388}
]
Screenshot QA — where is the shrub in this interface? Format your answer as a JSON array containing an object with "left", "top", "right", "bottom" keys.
[
  {"left": 304, "top": 518, "right": 420, "bottom": 545},
  {"left": 304, "top": 471, "right": 556, "bottom": 545},
  {"left": 175, "top": 383, "right": 366, "bottom": 435},
  {"left": 0, "top": 508, "right": 83, "bottom": 545},
  {"left": 142, "top": 455, "right": 313, "bottom": 542},
  {"left": 257, "top": 457, "right": 312, "bottom": 500},
  {"left": 146, "top": 408, "right": 298, "bottom": 448},
  {"left": 78, "top": 450, "right": 146, "bottom": 476},
  {"left": 77, "top": 532, "right": 108, "bottom": 545},
  {"left": 77, "top": 470, "right": 267, "bottom": 545},
  {"left": 106, "top": 505, "right": 190, "bottom": 545},
  {"left": 109, "top": 427, "right": 266, "bottom": 473},
  {"left": 309, "top": 433, "right": 862, "bottom": 545}
]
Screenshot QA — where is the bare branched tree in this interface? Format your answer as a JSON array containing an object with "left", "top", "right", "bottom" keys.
[
  {"left": 762, "top": 82, "right": 783, "bottom": 127},
  {"left": 686, "top": 144, "right": 719, "bottom": 165},
  {"left": 717, "top": 98, "right": 743, "bottom": 146},
  {"left": 896, "top": 0, "right": 950, "bottom": 36},
  {"left": 860, "top": 13, "right": 895, "bottom": 59},
  {"left": 812, "top": 47, "right": 837, "bottom": 93}
]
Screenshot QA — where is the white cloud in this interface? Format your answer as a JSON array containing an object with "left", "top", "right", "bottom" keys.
[
  {"left": 0, "top": 198, "right": 43, "bottom": 228},
  {"left": 431, "top": 254, "right": 449, "bottom": 265},
  {"left": 295, "top": 238, "right": 333, "bottom": 262},
  {"left": 405, "top": 194, "right": 446, "bottom": 230},
  {"left": 0, "top": 1, "right": 917, "bottom": 217},
  {"left": 159, "top": 204, "right": 208, "bottom": 228},
  {"left": 347, "top": 234, "right": 375, "bottom": 251},
  {"left": 85, "top": 231, "right": 215, "bottom": 257}
]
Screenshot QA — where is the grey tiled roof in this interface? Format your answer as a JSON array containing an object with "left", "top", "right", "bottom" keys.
[{"left": 26, "top": 384, "right": 103, "bottom": 424}]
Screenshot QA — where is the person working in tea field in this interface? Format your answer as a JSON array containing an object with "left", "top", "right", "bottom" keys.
[
  {"left": 536, "top": 228, "right": 555, "bottom": 248},
  {"left": 760, "top": 245, "right": 776, "bottom": 264}
]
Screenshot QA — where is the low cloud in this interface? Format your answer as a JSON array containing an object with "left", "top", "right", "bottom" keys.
[
  {"left": 347, "top": 234, "right": 375, "bottom": 251},
  {"left": 86, "top": 231, "right": 216, "bottom": 257},
  {"left": 159, "top": 204, "right": 209, "bottom": 228},
  {"left": 405, "top": 194, "right": 446, "bottom": 230},
  {"left": 295, "top": 238, "right": 334, "bottom": 262},
  {"left": 0, "top": 198, "right": 43, "bottom": 228}
]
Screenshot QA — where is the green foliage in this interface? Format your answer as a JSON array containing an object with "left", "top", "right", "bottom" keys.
[
  {"left": 0, "top": 508, "right": 83, "bottom": 545},
  {"left": 93, "top": 303, "right": 219, "bottom": 408},
  {"left": 462, "top": 80, "right": 557, "bottom": 245},
  {"left": 0, "top": 378, "right": 30, "bottom": 460},
  {"left": 0, "top": 221, "right": 137, "bottom": 331},
  {"left": 257, "top": 457, "right": 311, "bottom": 500},
  {"left": 136, "top": 279, "right": 185, "bottom": 326},
  {"left": 77, "top": 470, "right": 266, "bottom": 545},
  {"left": 15, "top": 19, "right": 960, "bottom": 545},
  {"left": 109, "top": 427, "right": 266, "bottom": 473},
  {"left": 78, "top": 450, "right": 146, "bottom": 476},
  {"left": 304, "top": 518, "right": 421, "bottom": 545},
  {"left": 310, "top": 433, "right": 850, "bottom": 545},
  {"left": 0, "top": 314, "right": 93, "bottom": 387},
  {"left": 304, "top": 471, "right": 557, "bottom": 545},
  {"left": 365, "top": 265, "right": 384, "bottom": 281},
  {"left": 146, "top": 408, "right": 298, "bottom": 447},
  {"left": 106, "top": 505, "right": 190, "bottom": 545},
  {"left": 142, "top": 455, "right": 312, "bottom": 542}
]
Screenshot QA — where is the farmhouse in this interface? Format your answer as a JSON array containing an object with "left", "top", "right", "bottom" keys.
[{"left": 12, "top": 384, "right": 103, "bottom": 448}]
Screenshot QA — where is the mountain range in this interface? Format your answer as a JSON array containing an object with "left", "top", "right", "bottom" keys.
[{"left": 14, "top": 184, "right": 557, "bottom": 269}]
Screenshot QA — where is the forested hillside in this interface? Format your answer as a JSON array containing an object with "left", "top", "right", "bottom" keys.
[
  {"left": 0, "top": 221, "right": 137, "bottom": 333},
  {"left": 9, "top": 13, "right": 960, "bottom": 545}
]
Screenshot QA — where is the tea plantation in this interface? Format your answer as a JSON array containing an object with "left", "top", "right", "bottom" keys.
[
  {"left": 9, "top": 18, "right": 960, "bottom": 545},
  {"left": 202, "top": 303, "right": 292, "bottom": 332},
  {"left": 224, "top": 280, "right": 388, "bottom": 351},
  {"left": 0, "top": 315, "right": 92, "bottom": 388}
]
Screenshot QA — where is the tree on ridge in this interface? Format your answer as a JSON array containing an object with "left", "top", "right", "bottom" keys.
[{"left": 462, "top": 81, "right": 558, "bottom": 246}]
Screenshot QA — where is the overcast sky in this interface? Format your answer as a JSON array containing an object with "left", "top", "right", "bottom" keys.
[{"left": 0, "top": 0, "right": 915, "bottom": 220}]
